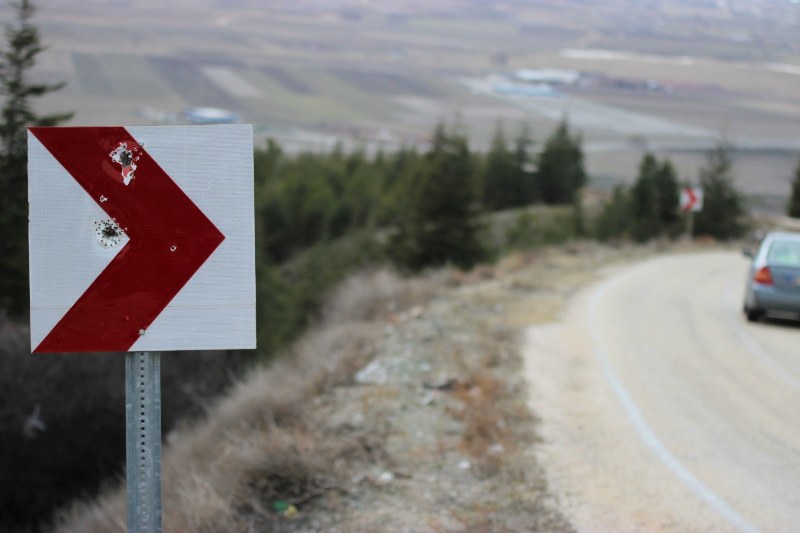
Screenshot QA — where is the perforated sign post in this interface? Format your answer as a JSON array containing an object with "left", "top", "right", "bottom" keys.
[{"left": 28, "top": 125, "right": 256, "bottom": 532}]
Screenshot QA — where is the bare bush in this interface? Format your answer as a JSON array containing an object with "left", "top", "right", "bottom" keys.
[
  {"left": 320, "top": 268, "right": 440, "bottom": 325},
  {"left": 0, "top": 313, "right": 253, "bottom": 532}
]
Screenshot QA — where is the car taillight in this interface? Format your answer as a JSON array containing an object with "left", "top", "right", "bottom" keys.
[{"left": 754, "top": 266, "right": 774, "bottom": 285}]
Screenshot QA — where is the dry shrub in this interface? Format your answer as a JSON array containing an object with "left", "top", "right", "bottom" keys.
[
  {"left": 0, "top": 314, "right": 29, "bottom": 354},
  {"left": 50, "top": 493, "right": 127, "bottom": 533},
  {"left": 321, "top": 268, "right": 439, "bottom": 325},
  {"left": 445, "top": 371, "right": 531, "bottom": 480},
  {"left": 1, "top": 309, "right": 254, "bottom": 533},
  {"left": 162, "top": 322, "right": 379, "bottom": 531},
  {"left": 165, "top": 423, "right": 342, "bottom": 533},
  {"left": 297, "top": 323, "right": 380, "bottom": 391},
  {"left": 450, "top": 373, "right": 512, "bottom": 456}
]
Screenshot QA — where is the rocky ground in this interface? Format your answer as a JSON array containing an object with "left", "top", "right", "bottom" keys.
[{"left": 268, "top": 242, "right": 674, "bottom": 532}]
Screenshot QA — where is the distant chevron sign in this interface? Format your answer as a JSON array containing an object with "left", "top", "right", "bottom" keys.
[
  {"left": 680, "top": 186, "right": 704, "bottom": 213},
  {"left": 28, "top": 125, "right": 255, "bottom": 353}
]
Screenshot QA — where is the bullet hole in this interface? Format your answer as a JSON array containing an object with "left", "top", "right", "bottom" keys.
[
  {"left": 93, "top": 219, "right": 124, "bottom": 248},
  {"left": 109, "top": 142, "right": 137, "bottom": 186}
]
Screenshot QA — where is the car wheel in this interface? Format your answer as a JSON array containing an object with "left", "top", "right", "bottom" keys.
[{"left": 745, "top": 305, "right": 764, "bottom": 322}]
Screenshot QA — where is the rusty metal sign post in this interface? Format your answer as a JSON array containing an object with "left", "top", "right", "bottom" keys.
[{"left": 126, "top": 352, "right": 162, "bottom": 533}]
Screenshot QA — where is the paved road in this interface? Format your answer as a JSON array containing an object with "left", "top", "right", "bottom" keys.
[{"left": 525, "top": 251, "right": 800, "bottom": 533}]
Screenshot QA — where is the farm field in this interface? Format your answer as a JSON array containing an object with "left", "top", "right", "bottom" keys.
[{"left": 22, "top": 0, "right": 800, "bottom": 201}]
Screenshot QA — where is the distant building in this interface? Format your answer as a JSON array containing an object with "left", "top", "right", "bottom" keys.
[
  {"left": 514, "top": 68, "right": 581, "bottom": 85},
  {"left": 492, "top": 81, "right": 560, "bottom": 98},
  {"left": 183, "top": 107, "right": 240, "bottom": 124}
]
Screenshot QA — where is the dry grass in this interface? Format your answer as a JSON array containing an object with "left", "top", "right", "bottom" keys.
[
  {"left": 320, "top": 268, "right": 441, "bottom": 325},
  {"left": 0, "top": 313, "right": 29, "bottom": 355},
  {"left": 52, "top": 268, "right": 439, "bottom": 533},
  {"left": 445, "top": 371, "right": 528, "bottom": 481}
]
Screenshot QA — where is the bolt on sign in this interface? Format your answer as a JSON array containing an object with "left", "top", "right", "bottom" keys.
[{"left": 28, "top": 125, "right": 256, "bottom": 353}]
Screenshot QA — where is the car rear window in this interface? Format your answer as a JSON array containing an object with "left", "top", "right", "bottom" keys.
[{"left": 767, "top": 240, "right": 800, "bottom": 267}]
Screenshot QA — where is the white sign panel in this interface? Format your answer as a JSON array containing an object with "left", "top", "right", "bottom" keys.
[{"left": 28, "top": 124, "right": 256, "bottom": 353}]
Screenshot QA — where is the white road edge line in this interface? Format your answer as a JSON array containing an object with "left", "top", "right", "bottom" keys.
[{"left": 588, "top": 274, "right": 761, "bottom": 533}]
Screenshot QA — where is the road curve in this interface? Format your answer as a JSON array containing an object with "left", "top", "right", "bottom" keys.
[{"left": 524, "top": 251, "right": 800, "bottom": 533}]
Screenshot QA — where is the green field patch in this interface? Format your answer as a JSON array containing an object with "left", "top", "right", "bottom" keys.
[
  {"left": 405, "top": 16, "right": 510, "bottom": 38},
  {"left": 299, "top": 69, "right": 391, "bottom": 120},
  {"left": 259, "top": 66, "right": 314, "bottom": 95},
  {"left": 242, "top": 67, "right": 393, "bottom": 124},
  {"left": 240, "top": 69, "right": 363, "bottom": 124},
  {"left": 147, "top": 56, "right": 241, "bottom": 110},
  {"left": 328, "top": 69, "right": 442, "bottom": 97},
  {"left": 72, "top": 53, "right": 113, "bottom": 96},
  {"left": 92, "top": 54, "right": 174, "bottom": 99}
]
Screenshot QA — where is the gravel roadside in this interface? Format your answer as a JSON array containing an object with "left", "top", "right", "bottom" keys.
[{"left": 274, "top": 242, "right": 672, "bottom": 532}]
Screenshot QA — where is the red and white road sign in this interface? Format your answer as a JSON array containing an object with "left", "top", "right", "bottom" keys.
[
  {"left": 28, "top": 125, "right": 255, "bottom": 353},
  {"left": 680, "top": 186, "right": 704, "bottom": 213}
]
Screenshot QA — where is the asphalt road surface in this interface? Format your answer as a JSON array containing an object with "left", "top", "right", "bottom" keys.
[{"left": 525, "top": 251, "right": 800, "bottom": 533}]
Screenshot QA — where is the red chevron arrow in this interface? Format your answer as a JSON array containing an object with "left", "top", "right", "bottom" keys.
[{"left": 30, "top": 127, "right": 225, "bottom": 353}]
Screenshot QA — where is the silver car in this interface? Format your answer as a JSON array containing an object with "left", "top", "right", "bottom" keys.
[{"left": 744, "top": 231, "right": 800, "bottom": 322}]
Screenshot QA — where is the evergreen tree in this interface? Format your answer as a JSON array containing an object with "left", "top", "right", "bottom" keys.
[
  {"left": 629, "top": 153, "right": 681, "bottom": 241},
  {"left": 512, "top": 123, "right": 537, "bottom": 203},
  {"left": 595, "top": 185, "right": 631, "bottom": 241},
  {"left": 535, "top": 119, "right": 587, "bottom": 205},
  {"left": 392, "top": 123, "right": 485, "bottom": 270},
  {"left": 694, "top": 142, "right": 745, "bottom": 240},
  {"left": 654, "top": 158, "right": 680, "bottom": 235},
  {"left": 481, "top": 122, "right": 536, "bottom": 210},
  {"left": 0, "top": 0, "right": 72, "bottom": 315},
  {"left": 788, "top": 158, "right": 800, "bottom": 218},
  {"left": 630, "top": 153, "right": 660, "bottom": 241},
  {"left": 482, "top": 123, "right": 519, "bottom": 210},
  {"left": 377, "top": 145, "right": 422, "bottom": 226}
]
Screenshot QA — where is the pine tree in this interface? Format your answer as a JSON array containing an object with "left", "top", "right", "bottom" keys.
[
  {"left": 376, "top": 145, "right": 422, "bottom": 230},
  {"left": 788, "top": 159, "right": 800, "bottom": 219},
  {"left": 0, "top": 0, "right": 72, "bottom": 316},
  {"left": 512, "top": 123, "right": 537, "bottom": 203},
  {"left": 654, "top": 158, "right": 680, "bottom": 235},
  {"left": 392, "top": 123, "right": 486, "bottom": 270},
  {"left": 630, "top": 153, "right": 660, "bottom": 241},
  {"left": 482, "top": 123, "right": 519, "bottom": 210},
  {"left": 694, "top": 142, "right": 745, "bottom": 240},
  {"left": 595, "top": 185, "right": 631, "bottom": 241},
  {"left": 535, "top": 119, "right": 587, "bottom": 205}
]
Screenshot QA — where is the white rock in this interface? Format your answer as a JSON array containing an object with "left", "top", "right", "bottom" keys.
[
  {"left": 355, "top": 360, "right": 388, "bottom": 385},
  {"left": 376, "top": 471, "right": 395, "bottom": 485}
]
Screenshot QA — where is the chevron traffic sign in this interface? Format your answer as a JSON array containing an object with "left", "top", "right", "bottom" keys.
[
  {"left": 680, "top": 186, "right": 704, "bottom": 213},
  {"left": 28, "top": 125, "right": 255, "bottom": 353}
]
